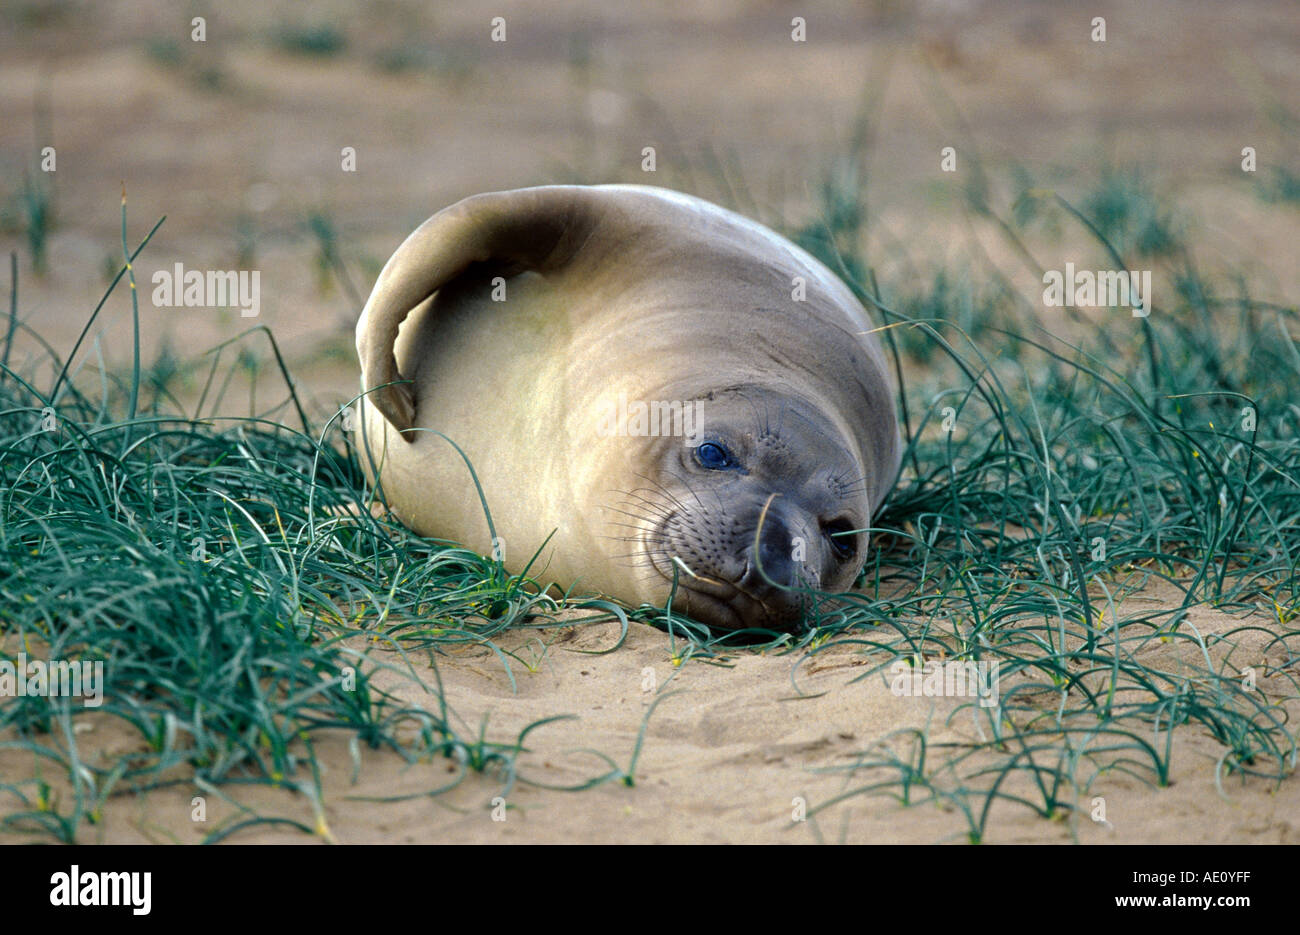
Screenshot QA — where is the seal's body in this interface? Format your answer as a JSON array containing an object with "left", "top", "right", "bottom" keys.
[{"left": 357, "top": 185, "right": 899, "bottom": 630}]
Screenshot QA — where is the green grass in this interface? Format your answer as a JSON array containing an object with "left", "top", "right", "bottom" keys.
[
  {"left": 273, "top": 24, "right": 348, "bottom": 59},
  {"left": 305, "top": 209, "right": 364, "bottom": 309},
  {"left": 18, "top": 173, "right": 52, "bottom": 276},
  {"left": 0, "top": 203, "right": 638, "bottom": 843},
  {"left": 779, "top": 162, "right": 1300, "bottom": 843},
  {"left": 1, "top": 161, "right": 1297, "bottom": 843}
]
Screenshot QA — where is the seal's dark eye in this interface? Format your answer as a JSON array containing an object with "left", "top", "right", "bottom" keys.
[
  {"left": 823, "top": 517, "right": 858, "bottom": 561},
  {"left": 695, "top": 442, "right": 732, "bottom": 470}
]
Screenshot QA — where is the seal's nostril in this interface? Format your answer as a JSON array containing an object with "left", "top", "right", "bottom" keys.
[{"left": 753, "top": 514, "right": 800, "bottom": 588}]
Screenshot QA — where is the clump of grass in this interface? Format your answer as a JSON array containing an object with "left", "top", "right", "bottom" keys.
[
  {"left": 142, "top": 37, "right": 184, "bottom": 68},
  {"left": 18, "top": 172, "right": 53, "bottom": 276},
  {"left": 235, "top": 214, "right": 258, "bottom": 270},
  {"left": 274, "top": 24, "right": 348, "bottom": 58},
  {"left": 1261, "top": 165, "right": 1300, "bottom": 204},
  {"left": 748, "top": 161, "right": 1299, "bottom": 841},
  {"left": 306, "top": 209, "right": 363, "bottom": 310},
  {"left": 630, "top": 157, "right": 1299, "bottom": 841},
  {"left": 7, "top": 0, "right": 76, "bottom": 28},
  {"left": 0, "top": 204, "right": 621, "bottom": 843},
  {"left": 1079, "top": 166, "right": 1182, "bottom": 259},
  {"left": 889, "top": 267, "right": 1017, "bottom": 362},
  {"left": 373, "top": 44, "right": 430, "bottom": 74},
  {"left": 139, "top": 35, "right": 227, "bottom": 91},
  {"left": 791, "top": 155, "right": 871, "bottom": 289},
  {"left": 371, "top": 44, "right": 476, "bottom": 85}
]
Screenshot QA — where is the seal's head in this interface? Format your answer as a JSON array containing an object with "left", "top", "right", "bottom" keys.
[
  {"left": 355, "top": 184, "right": 900, "bottom": 634},
  {"left": 629, "top": 385, "right": 875, "bottom": 631}
]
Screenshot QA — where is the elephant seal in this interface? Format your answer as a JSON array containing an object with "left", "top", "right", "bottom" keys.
[{"left": 356, "top": 185, "right": 900, "bottom": 631}]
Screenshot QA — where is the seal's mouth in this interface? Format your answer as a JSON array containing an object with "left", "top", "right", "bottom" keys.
[
  {"left": 651, "top": 552, "right": 806, "bottom": 632},
  {"left": 672, "top": 584, "right": 747, "bottom": 630}
]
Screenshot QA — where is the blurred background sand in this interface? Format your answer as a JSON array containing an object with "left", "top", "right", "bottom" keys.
[{"left": 1, "top": 0, "right": 1295, "bottom": 412}]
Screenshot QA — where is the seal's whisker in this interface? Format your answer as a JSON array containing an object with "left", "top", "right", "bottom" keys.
[
  {"left": 670, "top": 555, "right": 730, "bottom": 589},
  {"left": 606, "top": 551, "right": 661, "bottom": 564},
  {"left": 602, "top": 524, "right": 658, "bottom": 540},
  {"left": 656, "top": 468, "right": 715, "bottom": 514},
  {"left": 831, "top": 469, "right": 869, "bottom": 489},
  {"left": 665, "top": 471, "right": 731, "bottom": 520},
  {"left": 628, "top": 472, "right": 694, "bottom": 512},
  {"left": 631, "top": 568, "right": 673, "bottom": 586},
  {"left": 632, "top": 470, "right": 703, "bottom": 514},
  {"left": 600, "top": 531, "right": 652, "bottom": 545},
  {"left": 604, "top": 505, "right": 670, "bottom": 526},
  {"left": 612, "top": 491, "right": 676, "bottom": 518},
  {"left": 602, "top": 520, "right": 651, "bottom": 533}
]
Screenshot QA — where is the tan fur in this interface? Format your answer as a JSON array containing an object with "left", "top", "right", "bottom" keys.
[{"left": 356, "top": 185, "right": 899, "bottom": 628}]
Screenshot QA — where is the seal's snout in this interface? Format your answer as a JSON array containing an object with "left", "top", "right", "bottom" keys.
[
  {"left": 740, "top": 503, "right": 827, "bottom": 629},
  {"left": 754, "top": 510, "right": 800, "bottom": 590},
  {"left": 655, "top": 497, "right": 840, "bottom": 632}
]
